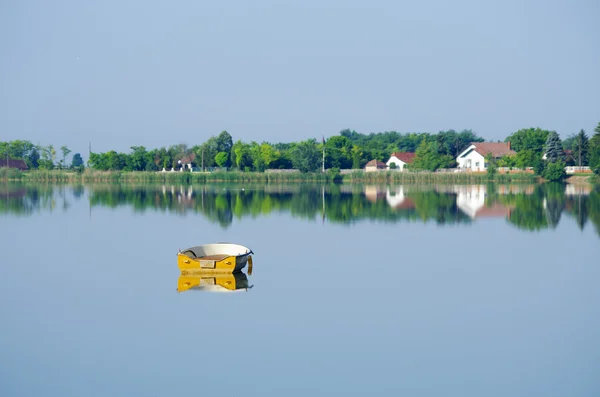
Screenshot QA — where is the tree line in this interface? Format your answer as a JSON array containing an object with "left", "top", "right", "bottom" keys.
[
  {"left": 0, "top": 140, "right": 84, "bottom": 170},
  {"left": 2, "top": 122, "right": 600, "bottom": 175}
]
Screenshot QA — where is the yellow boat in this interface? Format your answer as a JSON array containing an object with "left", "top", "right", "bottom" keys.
[
  {"left": 177, "top": 243, "right": 253, "bottom": 272},
  {"left": 177, "top": 271, "right": 252, "bottom": 293}
]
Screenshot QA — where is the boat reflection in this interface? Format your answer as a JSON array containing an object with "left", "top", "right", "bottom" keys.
[{"left": 177, "top": 270, "right": 253, "bottom": 293}]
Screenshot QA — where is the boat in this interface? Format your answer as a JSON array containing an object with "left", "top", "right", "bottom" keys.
[
  {"left": 177, "top": 243, "right": 253, "bottom": 273},
  {"left": 177, "top": 271, "right": 252, "bottom": 293}
]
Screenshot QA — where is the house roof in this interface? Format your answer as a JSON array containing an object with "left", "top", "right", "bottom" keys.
[
  {"left": 0, "top": 158, "right": 28, "bottom": 170},
  {"left": 365, "top": 159, "right": 386, "bottom": 168},
  {"left": 391, "top": 197, "right": 416, "bottom": 210},
  {"left": 475, "top": 205, "right": 512, "bottom": 218},
  {"left": 390, "top": 152, "right": 416, "bottom": 164},
  {"left": 468, "top": 142, "right": 516, "bottom": 158}
]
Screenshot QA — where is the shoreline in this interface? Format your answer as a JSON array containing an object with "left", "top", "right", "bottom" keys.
[{"left": 0, "top": 168, "right": 559, "bottom": 184}]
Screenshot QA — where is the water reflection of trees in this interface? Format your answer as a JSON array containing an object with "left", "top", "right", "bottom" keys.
[
  {"left": 0, "top": 184, "right": 84, "bottom": 216},
  {"left": 2, "top": 183, "right": 599, "bottom": 236}
]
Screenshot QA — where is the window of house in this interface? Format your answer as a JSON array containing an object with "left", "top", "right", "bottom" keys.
[{"left": 475, "top": 162, "right": 480, "bottom": 167}]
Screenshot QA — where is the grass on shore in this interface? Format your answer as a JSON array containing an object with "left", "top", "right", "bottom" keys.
[{"left": 0, "top": 168, "right": 545, "bottom": 184}]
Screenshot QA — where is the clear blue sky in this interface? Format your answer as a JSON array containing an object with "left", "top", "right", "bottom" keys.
[{"left": 1, "top": 0, "right": 599, "bottom": 156}]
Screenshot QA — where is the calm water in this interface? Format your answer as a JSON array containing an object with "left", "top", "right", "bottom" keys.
[{"left": 1, "top": 183, "right": 599, "bottom": 397}]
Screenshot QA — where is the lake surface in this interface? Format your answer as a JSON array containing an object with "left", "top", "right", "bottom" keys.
[{"left": 1, "top": 182, "right": 599, "bottom": 397}]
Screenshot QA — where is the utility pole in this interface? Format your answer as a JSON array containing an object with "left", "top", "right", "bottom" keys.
[
  {"left": 578, "top": 133, "right": 582, "bottom": 168},
  {"left": 322, "top": 136, "right": 325, "bottom": 173},
  {"left": 202, "top": 146, "right": 205, "bottom": 172}
]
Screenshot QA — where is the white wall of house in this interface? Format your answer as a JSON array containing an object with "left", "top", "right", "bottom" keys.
[
  {"left": 455, "top": 185, "right": 486, "bottom": 218},
  {"left": 385, "top": 186, "right": 405, "bottom": 208},
  {"left": 386, "top": 156, "right": 408, "bottom": 171},
  {"left": 457, "top": 146, "right": 486, "bottom": 171}
]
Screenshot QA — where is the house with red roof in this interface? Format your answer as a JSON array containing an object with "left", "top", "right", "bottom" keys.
[
  {"left": 364, "top": 159, "right": 387, "bottom": 172},
  {"left": 0, "top": 158, "right": 28, "bottom": 170},
  {"left": 386, "top": 152, "right": 415, "bottom": 171},
  {"left": 456, "top": 142, "right": 516, "bottom": 172}
]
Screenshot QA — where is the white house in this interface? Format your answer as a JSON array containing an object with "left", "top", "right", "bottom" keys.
[
  {"left": 386, "top": 152, "right": 416, "bottom": 171},
  {"left": 456, "top": 142, "right": 516, "bottom": 171}
]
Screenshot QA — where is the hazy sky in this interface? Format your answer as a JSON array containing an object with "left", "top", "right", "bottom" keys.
[{"left": 1, "top": 0, "right": 599, "bottom": 155}]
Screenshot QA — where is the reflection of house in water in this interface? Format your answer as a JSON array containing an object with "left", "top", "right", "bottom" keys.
[
  {"left": 364, "top": 185, "right": 387, "bottom": 203},
  {"left": 454, "top": 185, "right": 513, "bottom": 219},
  {"left": 363, "top": 185, "right": 416, "bottom": 209},
  {"left": 565, "top": 184, "right": 591, "bottom": 196},
  {"left": 4, "top": 187, "right": 27, "bottom": 199},
  {"left": 162, "top": 185, "right": 195, "bottom": 204},
  {"left": 385, "top": 186, "right": 415, "bottom": 209}
]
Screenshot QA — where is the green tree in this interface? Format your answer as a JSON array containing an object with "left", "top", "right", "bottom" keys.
[
  {"left": 215, "top": 151, "right": 229, "bottom": 168},
  {"left": 60, "top": 146, "right": 71, "bottom": 169},
  {"left": 216, "top": 130, "right": 233, "bottom": 152},
  {"left": 589, "top": 122, "right": 600, "bottom": 175},
  {"left": 513, "top": 149, "right": 537, "bottom": 169},
  {"left": 291, "top": 140, "right": 320, "bottom": 173},
  {"left": 259, "top": 143, "right": 278, "bottom": 169},
  {"left": 571, "top": 129, "right": 589, "bottom": 167},
  {"left": 71, "top": 153, "right": 84, "bottom": 168},
  {"left": 351, "top": 145, "right": 362, "bottom": 169},
  {"left": 232, "top": 140, "right": 252, "bottom": 170},
  {"left": 249, "top": 142, "right": 266, "bottom": 172},
  {"left": 127, "top": 146, "right": 147, "bottom": 171},
  {"left": 27, "top": 147, "right": 40, "bottom": 169},
  {"left": 38, "top": 145, "right": 56, "bottom": 170},
  {"left": 485, "top": 153, "right": 497, "bottom": 177},
  {"left": 544, "top": 131, "right": 564, "bottom": 163},
  {"left": 324, "top": 136, "right": 353, "bottom": 169},
  {"left": 505, "top": 128, "right": 550, "bottom": 153},
  {"left": 215, "top": 130, "right": 233, "bottom": 166},
  {"left": 562, "top": 134, "right": 576, "bottom": 151},
  {"left": 544, "top": 160, "right": 566, "bottom": 181},
  {"left": 196, "top": 138, "right": 218, "bottom": 169},
  {"left": 411, "top": 141, "right": 453, "bottom": 171}
]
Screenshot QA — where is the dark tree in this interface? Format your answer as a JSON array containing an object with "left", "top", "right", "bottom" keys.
[
  {"left": 544, "top": 131, "right": 564, "bottom": 163},
  {"left": 590, "top": 124, "right": 600, "bottom": 175},
  {"left": 571, "top": 129, "right": 589, "bottom": 167},
  {"left": 27, "top": 147, "right": 40, "bottom": 169},
  {"left": 71, "top": 153, "right": 84, "bottom": 168}
]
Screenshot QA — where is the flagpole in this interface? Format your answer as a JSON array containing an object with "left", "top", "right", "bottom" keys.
[{"left": 322, "top": 136, "right": 325, "bottom": 173}]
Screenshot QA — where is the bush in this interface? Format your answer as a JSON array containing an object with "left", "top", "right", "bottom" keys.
[
  {"left": 327, "top": 167, "right": 342, "bottom": 183},
  {"left": 533, "top": 158, "right": 546, "bottom": 176},
  {"left": 544, "top": 160, "right": 566, "bottom": 182}
]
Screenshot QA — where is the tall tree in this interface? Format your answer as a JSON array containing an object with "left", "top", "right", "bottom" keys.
[
  {"left": 127, "top": 146, "right": 147, "bottom": 171},
  {"left": 571, "top": 129, "right": 589, "bottom": 167},
  {"left": 232, "top": 140, "right": 252, "bottom": 170},
  {"left": 214, "top": 130, "right": 233, "bottom": 166},
  {"left": 27, "top": 147, "right": 40, "bottom": 169},
  {"left": 60, "top": 146, "right": 71, "bottom": 168},
  {"left": 71, "top": 153, "right": 84, "bottom": 168},
  {"left": 505, "top": 128, "right": 550, "bottom": 153},
  {"left": 412, "top": 141, "right": 441, "bottom": 171},
  {"left": 291, "top": 140, "right": 320, "bottom": 173},
  {"left": 544, "top": 131, "right": 564, "bottom": 163},
  {"left": 589, "top": 122, "right": 600, "bottom": 175},
  {"left": 351, "top": 145, "right": 362, "bottom": 169}
]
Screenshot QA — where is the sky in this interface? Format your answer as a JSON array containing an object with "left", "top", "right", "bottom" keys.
[{"left": 1, "top": 0, "right": 599, "bottom": 156}]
